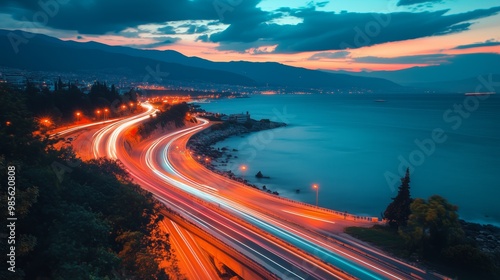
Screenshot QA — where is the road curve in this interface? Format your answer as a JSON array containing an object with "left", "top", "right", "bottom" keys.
[
  {"left": 84, "top": 104, "right": 445, "bottom": 280},
  {"left": 146, "top": 117, "right": 446, "bottom": 280},
  {"left": 90, "top": 106, "right": 354, "bottom": 279}
]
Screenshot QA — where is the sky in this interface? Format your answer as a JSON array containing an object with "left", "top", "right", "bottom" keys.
[{"left": 1, "top": 0, "right": 499, "bottom": 72}]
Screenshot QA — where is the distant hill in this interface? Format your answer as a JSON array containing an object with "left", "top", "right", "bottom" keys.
[
  {"left": 406, "top": 74, "right": 500, "bottom": 93},
  {"left": 325, "top": 53, "right": 500, "bottom": 92},
  {"left": 84, "top": 44, "right": 398, "bottom": 90},
  {"left": 0, "top": 30, "right": 255, "bottom": 86},
  {"left": 0, "top": 29, "right": 400, "bottom": 91}
]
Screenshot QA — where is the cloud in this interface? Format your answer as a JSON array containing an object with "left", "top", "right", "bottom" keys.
[
  {"left": 0, "top": 0, "right": 221, "bottom": 34},
  {"left": 196, "top": 34, "right": 209, "bottom": 42},
  {"left": 316, "top": 2, "right": 329, "bottom": 8},
  {"left": 453, "top": 39, "right": 500, "bottom": 49},
  {"left": 157, "top": 26, "right": 176, "bottom": 35},
  {"left": 353, "top": 54, "right": 452, "bottom": 64},
  {"left": 129, "top": 37, "right": 181, "bottom": 48},
  {"left": 397, "top": 0, "right": 443, "bottom": 6},
  {"left": 184, "top": 24, "right": 209, "bottom": 34},
  {"left": 208, "top": 5, "right": 500, "bottom": 53},
  {"left": 308, "top": 51, "right": 351, "bottom": 60},
  {"left": 2, "top": 0, "right": 500, "bottom": 56}
]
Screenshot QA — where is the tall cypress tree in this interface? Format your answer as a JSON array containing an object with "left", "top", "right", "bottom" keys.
[{"left": 384, "top": 168, "right": 413, "bottom": 228}]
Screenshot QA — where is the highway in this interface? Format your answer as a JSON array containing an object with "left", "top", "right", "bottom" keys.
[
  {"left": 66, "top": 103, "right": 446, "bottom": 279},
  {"left": 139, "top": 116, "right": 444, "bottom": 280},
  {"left": 160, "top": 219, "right": 221, "bottom": 279}
]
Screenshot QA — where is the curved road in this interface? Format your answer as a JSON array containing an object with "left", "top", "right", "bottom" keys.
[
  {"left": 140, "top": 117, "right": 445, "bottom": 280},
  {"left": 69, "top": 103, "right": 445, "bottom": 280}
]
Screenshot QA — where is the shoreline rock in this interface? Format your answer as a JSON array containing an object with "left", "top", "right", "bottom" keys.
[
  {"left": 187, "top": 118, "right": 286, "bottom": 195},
  {"left": 461, "top": 220, "right": 500, "bottom": 266},
  {"left": 255, "top": 171, "right": 270, "bottom": 179}
]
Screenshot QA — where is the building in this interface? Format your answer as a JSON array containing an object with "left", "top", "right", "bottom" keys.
[
  {"left": 3, "top": 74, "right": 26, "bottom": 87},
  {"left": 221, "top": 112, "right": 250, "bottom": 123}
]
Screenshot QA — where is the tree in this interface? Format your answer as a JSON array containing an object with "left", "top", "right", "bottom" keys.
[
  {"left": 0, "top": 82, "right": 184, "bottom": 280},
  {"left": 400, "top": 195, "right": 464, "bottom": 256},
  {"left": 383, "top": 168, "right": 413, "bottom": 228}
]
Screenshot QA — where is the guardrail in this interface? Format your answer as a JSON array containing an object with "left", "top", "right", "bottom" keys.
[{"left": 187, "top": 121, "right": 381, "bottom": 224}]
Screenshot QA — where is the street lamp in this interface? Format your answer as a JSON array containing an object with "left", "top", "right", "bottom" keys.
[
  {"left": 41, "top": 118, "right": 51, "bottom": 127},
  {"left": 104, "top": 108, "right": 109, "bottom": 120},
  {"left": 312, "top": 184, "right": 319, "bottom": 207},
  {"left": 75, "top": 112, "right": 81, "bottom": 122},
  {"left": 96, "top": 110, "right": 101, "bottom": 121}
]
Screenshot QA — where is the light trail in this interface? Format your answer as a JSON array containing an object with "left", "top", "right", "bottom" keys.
[
  {"left": 83, "top": 105, "right": 445, "bottom": 280},
  {"left": 148, "top": 117, "right": 444, "bottom": 280},
  {"left": 50, "top": 118, "right": 122, "bottom": 138},
  {"left": 165, "top": 220, "right": 216, "bottom": 280},
  {"left": 91, "top": 103, "right": 157, "bottom": 158},
  {"left": 127, "top": 173, "right": 334, "bottom": 279},
  {"left": 147, "top": 120, "right": 402, "bottom": 279},
  {"left": 87, "top": 110, "right": 346, "bottom": 279},
  {"left": 282, "top": 210, "right": 337, "bottom": 224}
]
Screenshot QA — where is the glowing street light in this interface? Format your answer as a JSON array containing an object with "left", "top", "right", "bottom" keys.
[
  {"left": 104, "top": 108, "right": 109, "bottom": 120},
  {"left": 312, "top": 184, "right": 319, "bottom": 207},
  {"left": 75, "top": 112, "right": 81, "bottom": 122},
  {"left": 240, "top": 165, "right": 247, "bottom": 171},
  {"left": 96, "top": 109, "right": 101, "bottom": 121},
  {"left": 41, "top": 118, "right": 51, "bottom": 127}
]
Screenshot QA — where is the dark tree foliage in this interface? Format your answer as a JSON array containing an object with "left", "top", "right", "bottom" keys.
[
  {"left": 0, "top": 84, "right": 45, "bottom": 162},
  {"left": 400, "top": 195, "right": 464, "bottom": 254},
  {"left": 0, "top": 84, "right": 182, "bottom": 280},
  {"left": 88, "top": 81, "right": 120, "bottom": 107},
  {"left": 24, "top": 80, "right": 138, "bottom": 124},
  {"left": 138, "top": 102, "right": 190, "bottom": 138},
  {"left": 383, "top": 168, "right": 413, "bottom": 228},
  {"left": 442, "top": 244, "right": 494, "bottom": 273}
]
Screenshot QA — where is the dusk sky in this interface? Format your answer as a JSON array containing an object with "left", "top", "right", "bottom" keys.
[{"left": 1, "top": 0, "right": 499, "bottom": 71}]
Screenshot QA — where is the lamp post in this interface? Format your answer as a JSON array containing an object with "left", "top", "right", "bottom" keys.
[
  {"left": 104, "top": 108, "right": 109, "bottom": 120},
  {"left": 96, "top": 110, "right": 101, "bottom": 121},
  {"left": 41, "top": 119, "right": 50, "bottom": 126},
  {"left": 312, "top": 184, "right": 319, "bottom": 207},
  {"left": 75, "top": 112, "right": 81, "bottom": 122}
]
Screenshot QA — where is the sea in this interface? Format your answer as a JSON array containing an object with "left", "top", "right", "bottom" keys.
[{"left": 198, "top": 93, "right": 500, "bottom": 226}]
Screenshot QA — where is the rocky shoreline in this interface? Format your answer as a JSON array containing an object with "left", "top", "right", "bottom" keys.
[
  {"left": 187, "top": 117, "right": 500, "bottom": 266},
  {"left": 187, "top": 118, "right": 286, "bottom": 195},
  {"left": 461, "top": 220, "right": 500, "bottom": 266}
]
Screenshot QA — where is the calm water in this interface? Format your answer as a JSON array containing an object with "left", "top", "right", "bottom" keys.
[{"left": 199, "top": 94, "right": 500, "bottom": 225}]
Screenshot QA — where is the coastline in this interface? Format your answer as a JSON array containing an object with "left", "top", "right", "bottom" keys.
[
  {"left": 187, "top": 118, "right": 287, "bottom": 194},
  {"left": 187, "top": 114, "right": 500, "bottom": 263},
  {"left": 187, "top": 117, "right": 381, "bottom": 223}
]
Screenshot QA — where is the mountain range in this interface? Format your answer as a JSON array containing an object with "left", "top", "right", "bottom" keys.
[
  {"left": 1, "top": 29, "right": 499, "bottom": 93},
  {"left": 0, "top": 29, "right": 398, "bottom": 91},
  {"left": 325, "top": 53, "right": 500, "bottom": 93}
]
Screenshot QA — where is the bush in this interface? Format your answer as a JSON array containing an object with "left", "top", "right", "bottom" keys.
[{"left": 441, "top": 244, "right": 494, "bottom": 273}]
